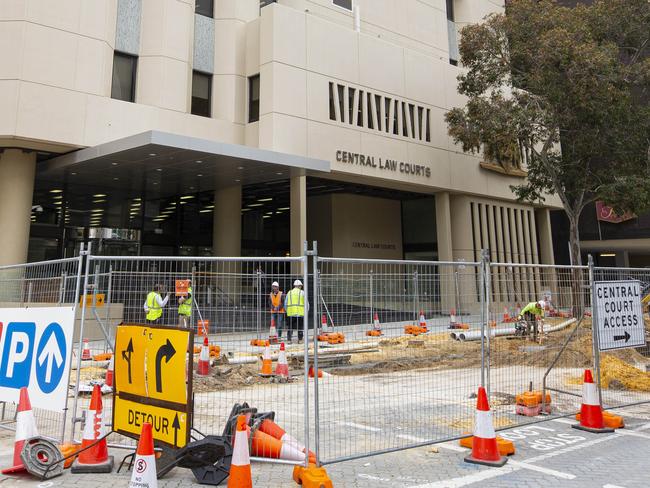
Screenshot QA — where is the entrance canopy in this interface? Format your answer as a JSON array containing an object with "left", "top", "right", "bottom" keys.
[{"left": 40, "top": 131, "right": 330, "bottom": 199}]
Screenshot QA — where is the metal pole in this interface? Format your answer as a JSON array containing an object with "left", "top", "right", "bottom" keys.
[
  {"left": 479, "top": 250, "right": 486, "bottom": 389},
  {"left": 483, "top": 249, "right": 492, "bottom": 397},
  {"left": 105, "top": 266, "right": 112, "bottom": 342},
  {"left": 413, "top": 270, "right": 419, "bottom": 322},
  {"left": 369, "top": 269, "right": 374, "bottom": 327},
  {"left": 69, "top": 243, "right": 91, "bottom": 442},
  {"left": 191, "top": 266, "right": 196, "bottom": 333},
  {"left": 302, "top": 241, "right": 310, "bottom": 469},
  {"left": 257, "top": 269, "right": 262, "bottom": 339},
  {"left": 311, "top": 241, "right": 321, "bottom": 466},
  {"left": 58, "top": 271, "right": 67, "bottom": 305},
  {"left": 27, "top": 281, "right": 33, "bottom": 305},
  {"left": 588, "top": 255, "right": 604, "bottom": 406}
]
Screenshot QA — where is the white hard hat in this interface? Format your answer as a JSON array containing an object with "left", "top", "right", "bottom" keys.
[
  {"left": 538, "top": 300, "right": 547, "bottom": 308},
  {"left": 294, "top": 279, "right": 303, "bottom": 287},
  {"left": 271, "top": 281, "right": 279, "bottom": 287}
]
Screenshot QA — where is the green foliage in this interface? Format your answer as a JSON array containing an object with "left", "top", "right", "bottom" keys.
[{"left": 445, "top": 0, "right": 650, "bottom": 263}]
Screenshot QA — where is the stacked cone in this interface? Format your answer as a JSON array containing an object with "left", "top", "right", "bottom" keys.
[
  {"left": 252, "top": 428, "right": 306, "bottom": 462},
  {"left": 259, "top": 341, "right": 273, "bottom": 376},
  {"left": 228, "top": 415, "right": 252, "bottom": 488},
  {"left": 105, "top": 355, "right": 114, "bottom": 388},
  {"left": 269, "top": 318, "right": 278, "bottom": 344},
  {"left": 197, "top": 336, "right": 210, "bottom": 376},
  {"left": 72, "top": 384, "right": 113, "bottom": 473},
  {"left": 572, "top": 369, "right": 614, "bottom": 433},
  {"left": 2, "top": 387, "right": 38, "bottom": 474},
  {"left": 81, "top": 339, "right": 92, "bottom": 360},
  {"left": 128, "top": 423, "right": 157, "bottom": 488},
  {"left": 464, "top": 386, "right": 507, "bottom": 467},
  {"left": 259, "top": 419, "right": 316, "bottom": 464},
  {"left": 275, "top": 343, "right": 289, "bottom": 379}
]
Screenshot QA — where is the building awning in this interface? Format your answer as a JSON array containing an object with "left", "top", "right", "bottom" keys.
[{"left": 39, "top": 131, "right": 330, "bottom": 198}]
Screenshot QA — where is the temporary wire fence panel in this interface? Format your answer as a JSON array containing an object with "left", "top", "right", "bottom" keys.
[
  {"left": 0, "top": 256, "right": 83, "bottom": 443},
  {"left": 315, "top": 257, "right": 483, "bottom": 464},
  {"left": 488, "top": 263, "right": 592, "bottom": 428},
  {"left": 72, "top": 255, "right": 312, "bottom": 465}
]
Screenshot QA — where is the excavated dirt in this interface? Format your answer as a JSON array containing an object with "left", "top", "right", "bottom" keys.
[{"left": 193, "top": 364, "right": 282, "bottom": 392}]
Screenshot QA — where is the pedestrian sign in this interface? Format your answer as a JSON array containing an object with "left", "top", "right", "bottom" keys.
[
  {"left": 593, "top": 280, "right": 646, "bottom": 351},
  {"left": 0, "top": 307, "right": 75, "bottom": 412},
  {"left": 113, "top": 396, "right": 189, "bottom": 448},
  {"left": 115, "top": 325, "right": 191, "bottom": 405},
  {"left": 113, "top": 324, "right": 193, "bottom": 448}
]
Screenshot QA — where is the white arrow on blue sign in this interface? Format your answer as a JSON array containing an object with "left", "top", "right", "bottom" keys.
[{"left": 0, "top": 308, "right": 75, "bottom": 412}]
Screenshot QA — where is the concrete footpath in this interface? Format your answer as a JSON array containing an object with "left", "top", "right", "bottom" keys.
[{"left": 1, "top": 405, "right": 649, "bottom": 488}]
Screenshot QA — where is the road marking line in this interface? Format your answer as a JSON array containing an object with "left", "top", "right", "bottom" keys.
[
  {"left": 508, "top": 460, "right": 575, "bottom": 479},
  {"left": 634, "top": 422, "right": 650, "bottom": 431},
  {"left": 338, "top": 422, "right": 381, "bottom": 432},
  {"left": 616, "top": 430, "right": 650, "bottom": 440},
  {"left": 526, "top": 433, "right": 619, "bottom": 463},
  {"left": 603, "top": 485, "right": 627, "bottom": 488},
  {"left": 437, "top": 442, "right": 466, "bottom": 452},
  {"left": 410, "top": 465, "right": 519, "bottom": 488},
  {"left": 549, "top": 417, "right": 576, "bottom": 425},
  {"left": 397, "top": 434, "right": 427, "bottom": 443}
]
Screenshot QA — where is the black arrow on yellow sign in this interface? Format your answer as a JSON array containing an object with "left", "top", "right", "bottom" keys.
[
  {"left": 155, "top": 339, "right": 176, "bottom": 393},
  {"left": 172, "top": 412, "right": 181, "bottom": 447},
  {"left": 121, "top": 338, "right": 134, "bottom": 384}
]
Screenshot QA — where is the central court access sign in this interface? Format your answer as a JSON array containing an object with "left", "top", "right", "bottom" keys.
[
  {"left": 113, "top": 324, "right": 193, "bottom": 448},
  {"left": 594, "top": 280, "right": 645, "bottom": 351}
]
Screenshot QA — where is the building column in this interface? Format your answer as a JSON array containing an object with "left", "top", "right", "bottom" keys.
[
  {"left": 535, "top": 208, "right": 555, "bottom": 265},
  {"left": 213, "top": 185, "right": 242, "bottom": 256},
  {"left": 290, "top": 175, "right": 306, "bottom": 258},
  {"left": 0, "top": 150, "right": 36, "bottom": 266},
  {"left": 435, "top": 192, "right": 455, "bottom": 315}
]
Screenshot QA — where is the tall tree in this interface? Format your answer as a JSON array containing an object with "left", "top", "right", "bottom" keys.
[{"left": 445, "top": 0, "right": 650, "bottom": 267}]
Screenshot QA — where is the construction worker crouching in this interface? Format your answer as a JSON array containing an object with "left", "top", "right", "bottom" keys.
[
  {"left": 285, "top": 279, "right": 307, "bottom": 343},
  {"left": 178, "top": 281, "right": 193, "bottom": 328},
  {"left": 269, "top": 281, "right": 285, "bottom": 339},
  {"left": 518, "top": 300, "right": 546, "bottom": 343},
  {"left": 144, "top": 284, "right": 170, "bottom": 323}
]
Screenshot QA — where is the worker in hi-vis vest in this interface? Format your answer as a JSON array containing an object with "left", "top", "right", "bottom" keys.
[
  {"left": 143, "top": 284, "right": 170, "bottom": 323},
  {"left": 269, "top": 281, "right": 285, "bottom": 339},
  {"left": 284, "top": 279, "right": 308, "bottom": 343},
  {"left": 177, "top": 281, "right": 193, "bottom": 328}
]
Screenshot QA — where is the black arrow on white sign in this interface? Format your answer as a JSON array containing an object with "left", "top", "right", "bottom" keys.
[
  {"left": 613, "top": 331, "right": 631, "bottom": 343},
  {"left": 155, "top": 339, "right": 176, "bottom": 393},
  {"left": 121, "top": 338, "right": 134, "bottom": 384}
]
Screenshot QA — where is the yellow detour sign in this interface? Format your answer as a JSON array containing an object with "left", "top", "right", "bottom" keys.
[
  {"left": 113, "top": 324, "right": 193, "bottom": 448},
  {"left": 79, "top": 293, "right": 105, "bottom": 307},
  {"left": 113, "top": 396, "right": 189, "bottom": 448}
]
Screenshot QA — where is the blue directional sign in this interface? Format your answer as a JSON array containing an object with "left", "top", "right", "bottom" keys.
[{"left": 0, "top": 308, "right": 75, "bottom": 412}]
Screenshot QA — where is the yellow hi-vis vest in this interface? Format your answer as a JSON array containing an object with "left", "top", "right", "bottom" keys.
[
  {"left": 146, "top": 291, "right": 163, "bottom": 321},
  {"left": 178, "top": 287, "right": 192, "bottom": 316},
  {"left": 285, "top": 288, "right": 305, "bottom": 317}
]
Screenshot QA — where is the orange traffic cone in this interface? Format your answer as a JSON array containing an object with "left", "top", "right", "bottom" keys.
[
  {"left": 464, "top": 386, "right": 507, "bottom": 467},
  {"left": 105, "top": 355, "right": 114, "bottom": 388},
  {"left": 450, "top": 309, "right": 457, "bottom": 328},
  {"left": 228, "top": 415, "right": 252, "bottom": 488},
  {"left": 71, "top": 384, "right": 113, "bottom": 473},
  {"left": 197, "top": 336, "right": 210, "bottom": 376},
  {"left": 419, "top": 310, "right": 427, "bottom": 332},
  {"left": 129, "top": 423, "right": 157, "bottom": 488},
  {"left": 259, "top": 419, "right": 316, "bottom": 464},
  {"left": 275, "top": 343, "right": 289, "bottom": 379},
  {"left": 308, "top": 365, "right": 323, "bottom": 379},
  {"left": 251, "top": 428, "right": 306, "bottom": 462},
  {"left": 269, "top": 318, "right": 278, "bottom": 344},
  {"left": 373, "top": 313, "right": 381, "bottom": 331},
  {"left": 320, "top": 314, "right": 328, "bottom": 334},
  {"left": 2, "top": 387, "right": 38, "bottom": 474},
  {"left": 81, "top": 339, "right": 91, "bottom": 360},
  {"left": 572, "top": 369, "right": 614, "bottom": 433},
  {"left": 259, "top": 341, "right": 273, "bottom": 376}
]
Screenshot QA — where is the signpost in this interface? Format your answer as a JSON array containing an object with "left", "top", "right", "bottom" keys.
[
  {"left": 113, "top": 324, "right": 193, "bottom": 448},
  {"left": 0, "top": 307, "right": 75, "bottom": 412},
  {"left": 593, "top": 280, "right": 645, "bottom": 351}
]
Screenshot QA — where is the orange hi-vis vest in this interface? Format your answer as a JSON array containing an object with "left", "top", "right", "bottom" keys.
[{"left": 270, "top": 291, "right": 285, "bottom": 313}]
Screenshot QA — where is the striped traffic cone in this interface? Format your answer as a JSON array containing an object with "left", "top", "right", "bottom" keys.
[
  {"left": 419, "top": 310, "right": 427, "bottom": 332},
  {"left": 251, "top": 428, "right": 306, "bottom": 462},
  {"left": 275, "top": 343, "right": 289, "bottom": 379},
  {"left": 259, "top": 419, "right": 316, "bottom": 464},
  {"left": 373, "top": 313, "right": 381, "bottom": 331},
  {"left": 228, "top": 415, "right": 252, "bottom": 488},
  {"left": 81, "top": 339, "right": 92, "bottom": 360},
  {"left": 259, "top": 341, "right": 273, "bottom": 377},
  {"left": 2, "top": 387, "right": 38, "bottom": 474},
  {"left": 269, "top": 318, "right": 278, "bottom": 344},
  {"left": 320, "top": 314, "right": 329, "bottom": 334},
  {"left": 449, "top": 309, "right": 457, "bottom": 328},
  {"left": 197, "top": 336, "right": 210, "bottom": 376},
  {"left": 129, "top": 423, "right": 157, "bottom": 488},
  {"left": 464, "top": 386, "right": 507, "bottom": 467},
  {"left": 572, "top": 369, "right": 614, "bottom": 433},
  {"left": 71, "top": 384, "right": 113, "bottom": 473},
  {"left": 105, "top": 355, "right": 114, "bottom": 388}
]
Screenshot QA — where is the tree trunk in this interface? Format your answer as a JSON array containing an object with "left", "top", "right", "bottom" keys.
[{"left": 568, "top": 214, "right": 584, "bottom": 316}]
